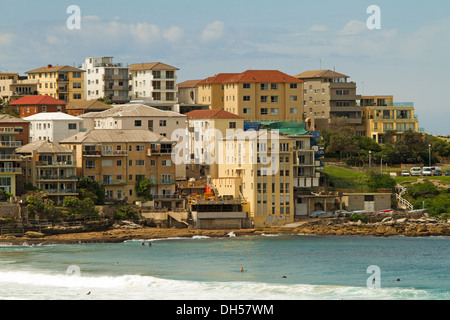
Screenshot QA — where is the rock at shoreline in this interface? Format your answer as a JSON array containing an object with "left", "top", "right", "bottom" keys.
[{"left": 25, "top": 231, "right": 44, "bottom": 238}]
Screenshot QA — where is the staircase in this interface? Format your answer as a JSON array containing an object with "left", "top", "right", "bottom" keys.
[{"left": 395, "top": 184, "right": 414, "bottom": 211}]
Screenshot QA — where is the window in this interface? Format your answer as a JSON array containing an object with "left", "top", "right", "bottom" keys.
[
  {"left": 73, "top": 82, "right": 82, "bottom": 89},
  {"left": 243, "top": 108, "right": 251, "bottom": 114},
  {"left": 162, "top": 174, "right": 172, "bottom": 184},
  {"left": 85, "top": 160, "right": 95, "bottom": 170},
  {"left": 72, "top": 72, "right": 82, "bottom": 78},
  {"left": 290, "top": 108, "right": 297, "bottom": 114},
  {"left": 260, "top": 83, "right": 268, "bottom": 90},
  {"left": 136, "top": 160, "right": 145, "bottom": 166},
  {"left": 135, "top": 120, "right": 142, "bottom": 127},
  {"left": 136, "top": 145, "right": 145, "bottom": 152},
  {"left": 290, "top": 83, "right": 298, "bottom": 89},
  {"left": 68, "top": 123, "right": 77, "bottom": 130},
  {"left": 290, "top": 95, "right": 298, "bottom": 102},
  {"left": 243, "top": 96, "right": 251, "bottom": 102},
  {"left": 151, "top": 160, "right": 156, "bottom": 166},
  {"left": 271, "top": 83, "right": 278, "bottom": 90},
  {"left": 261, "top": 96, "right": 268, "bottom": 103},
  {"left": 271, "top": 96, "right": 278, "bottom": 103},
  {"left": 243, "top": 83, "right": 251, "bottom": 89},
  {"left": 102, "top": 160, "right": 113, "bottom": 167},
  {"left": 271, "top": 108, "right": 279, "bottom": 115},
  {"left": 162, "top": 160, "right": 171, "bottom": 166},
  {"left": 229, "top": 122, "right": 236, "bottom": 129},
  {"left": 336, "top": 90, "right": 350, "bottom": 95},
  {"left": 159, "top": 120, "right": 167, "bottom": 127},
  {"left": 260, "top": 108, "right": 268, "bottom": 115}
]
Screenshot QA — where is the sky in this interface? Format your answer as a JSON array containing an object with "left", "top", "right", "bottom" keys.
[{"left": 0, "top": 0, "right": 449, "bottom": 135}]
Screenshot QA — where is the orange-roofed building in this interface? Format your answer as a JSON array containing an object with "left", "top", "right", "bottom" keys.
[
  {"left": 10, "top": 95, "right": 67, "bottom": 118},
  {"left": 197, "top": 70, "right": 304, "bottom": 122}
]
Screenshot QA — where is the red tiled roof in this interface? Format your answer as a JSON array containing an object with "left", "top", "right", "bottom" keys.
[
  {"left": 10, "top": 95, "right": 67, "bottom": 106},
  {"left": 185, "top": 109, "right": 243, "bottom": 119},
  {"left": 225, "top": 70, "right": 303, "bottom": 83},
  {"left": 197, "top": 73, "right": 240, "bottom": 85}
]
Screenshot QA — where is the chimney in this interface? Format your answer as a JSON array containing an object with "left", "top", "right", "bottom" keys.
[{"left": 47, "top": 64, "right": 52, "bottom": 69}]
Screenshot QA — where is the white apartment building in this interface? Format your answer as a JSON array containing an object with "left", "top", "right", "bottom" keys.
[
  {"left": 24, "top": 112, "right": 84, "bottom": 143},
  {"left": 129, "top": 63, "right": 179, "bottom": 103},
  {"left": 82, "top": 57, "right": 130, "bottom": 104}
]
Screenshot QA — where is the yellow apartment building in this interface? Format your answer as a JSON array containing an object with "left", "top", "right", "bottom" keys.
[
  {"left": 25, "top": 65, "right": 85, "bottom": 103},
  {"left": 185, "top": 109, "right": 245, "bottom": 179},
  {"left": 197, "top": 70, "right": 304, "bottom": 122},
  {"left": 359, "top": 95, "right": 420, "bottom": 143},
  {"left": 16, "top": 140, "right": 78, "bottom": 205},
  {"left": 60, "top": 129, "right": 180, "bottom": 208},
  {"left": 212, "top": 130, "right": 295, "bottom": 228}
]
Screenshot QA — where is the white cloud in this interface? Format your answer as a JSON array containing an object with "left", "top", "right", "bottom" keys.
[
  {"left": 309, "top": 25, "right": 328, "bottom": 32},
  {"left": 200, "top": 21, "right": 225, "bottom": 42},
  {"left": 163, "top": 26, "right": 184, "bottom": 43},
  {"left": 340, "top": 20, "right": 367, "bottom": 35}
]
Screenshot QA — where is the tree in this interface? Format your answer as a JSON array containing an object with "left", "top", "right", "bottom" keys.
[
  {"left": 135, "top": 178, "right": 154, "bottom": 201},
  {"left": 114, "top": 205, "right": 139, "bottom": 220},
  {"left": 26, "top": 194, "right": 61, "bottom": 220},
  {"left": 367, "top": 172, "right": 396, "bottom": 191},
  {"left": 78, "top": 177, "right": 105, "bottom": 205},
  {"left": 63, "top": 196, "right": 99, "bottom": 220}
]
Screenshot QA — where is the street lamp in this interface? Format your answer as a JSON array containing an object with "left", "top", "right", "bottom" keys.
[
  {"left": 369, "top": 151, "right": 372, "bottom": 168},
  {"left": 381, "top": 155, "right": 386, "bottom": 174},
  {"left": 429, "top": 144, "right": 432, "bottom": 167}
]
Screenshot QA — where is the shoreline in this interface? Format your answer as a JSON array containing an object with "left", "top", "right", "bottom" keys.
[{"left": 1, "top": 218, "right": 449, "bottom": 246}]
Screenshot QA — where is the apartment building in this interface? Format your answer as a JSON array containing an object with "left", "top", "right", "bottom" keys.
[
  {"left": 178, "top": 80, "right": 201, "bottom": 104},
  {"left": 295, "top": 70, "right": 365, "bottom": 135},
  {"left": 16, "top": 140, "right": 78, "bottom": 204},
  {"left": 0, "top": 115, "right": 30, "bottom": 196},
  {"left": 82, "top": 57, "right": 130, "bottom": 104},
  {"left": 129, "top": 62, "right": 179, "bottom": 103},
  {"left": 185, "top": 109, "right": 244, "bottom": 178},
  {"left": 60, "top": 129, "right": 178, "bottom": 206},
  {"left": 24, "top": 112, "right": 84, "bottom": 143},
  {"left": 359, "top": 95, "right": 420, "bottom": 143},
  {"left": 25, "top": 65, "right": 85, "bottom": 103},
  {"left": 0, "top": 73, "right": 38, "bottom": 102},
  {"left": 10, "top": 95, "right": 67, "bottom": 118},
  {"left": 197, "top": 70, "right": 304, "bottom": 122},
  {"left": 212, "top": 130, "right": 295, "bottom": 228}
]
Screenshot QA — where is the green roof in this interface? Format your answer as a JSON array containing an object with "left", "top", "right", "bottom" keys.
[{"left": 262, "top": 122, "right": 310, "bottom": 136}]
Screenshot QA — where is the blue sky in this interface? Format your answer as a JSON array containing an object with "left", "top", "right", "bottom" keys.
[{"left": 1, "top": 0, "right": 449, "bottom": 135}]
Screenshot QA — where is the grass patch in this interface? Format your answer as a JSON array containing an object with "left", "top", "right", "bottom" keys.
[{"left": 323, "top": 166, "right": 369, "bottom": 190}]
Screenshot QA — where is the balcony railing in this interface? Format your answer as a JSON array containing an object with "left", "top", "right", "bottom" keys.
[
  {"left": 0, "top": 168, "right": 22, "bottom": 173},
  {"left": 83, "top": 150, "right": 101, "bottom": 156},
  {"left": 0, "top": 141, "right": 22, "bottom": 148},
  {"left": 42, "top": 189, "right": 77, "bottom": 195},
  {"left": 37, "top": 161, "right": 77, "bottom": 167},
  {"left": 102, "top": 150, "right": 128, "bottom": 157},
  {"left": 37, "top": 175, "right": 78, "bottom": 181},
  {"left": 0, "top": 155, "right": 22, "bottom": 161}
]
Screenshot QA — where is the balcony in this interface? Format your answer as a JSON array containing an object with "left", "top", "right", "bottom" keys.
[
  {"left": 42, "top": 189, "right": 78, "bottom": 195},
  {"left": 0, "top": 168, "right": 22, "bottom": 174},
  {"left": 37, "top": 175, "right": 78, "bottom": 181},
  {"left": 102, "top": 150, "right": 128, "bottom": 157},
  {"left": 102, "top": 180, "right": 127, "bottom": 186},
  {"left": 0, "top": 141, "right": 22, "bottom": 148},
  {"left": 0, "top": 127, "right": 17, "bottom": 135},
  {"left": 57, "top": 77, "right": 69, "bottom": 82},
  {"left": 0, "top": 155, "right": 22, "bottom": 161},
  {"left": 83, "top": 150, "right": 101, "bottom": 157},
  {"left": 37, "top": 161, "right": 77, "bottom": 167}
]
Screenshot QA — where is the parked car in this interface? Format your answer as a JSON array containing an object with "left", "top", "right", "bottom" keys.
[
  {"left": 422, "top": 167, "right": 433, "bottom": 176},
  {"left": 410, "top": 167, "right": 422, "bottom": 176},
  {"left": 401, "top": 170, "right": 410, "bottom": 176},
  {"left": 446, "top": 170, "right": 450, "bottom": 176},
  {"left": 432, "top": 167, "right": 442, "bottom": 176}
]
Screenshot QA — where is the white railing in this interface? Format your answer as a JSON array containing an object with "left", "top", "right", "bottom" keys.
[{"left": 395, "top": 184, "right": 413, "bottom": 211}]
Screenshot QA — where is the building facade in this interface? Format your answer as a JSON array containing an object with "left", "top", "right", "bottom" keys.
[
  {"left": 66, "top": 100, "right": 112, "bottom": 117},
  {"left": 60, "top": 129, "right": 178, "bottom": 206},
  {"left": 212, "top": 130, "right": 295, "bottom": 228},
  {"left": 24, "top": 112, "right": 84, "bottom": 143},
  {"left": 185, "top": 109, "right": 245, "bottom": 179},
  {"left": 197, "top": 70, "right": 304, "bottom": 122},
  {"left": 129, "top": 62, "right": 179, "bottom": 103},
  {"left": 359, "top": 95, "right": 420, "bottom": 143},
  {"left": 16, "top": 140, "right": 78, "bottom": 204},
  {"left": 295, "top": 70, "right": 365, "bottom": 135},
  {"left": 10, "top": 95, "right": 67, "bottom": 118},
  {"left": 0, "top": 115, "right": 30, "bottom": 196},
  {"left": 25, "top": 65, "right": 85, "bottom": 103},
  {"left": 0, "top": 73, "right": 38, "bottom": 103},
  {"left": 82, "top": 57, "right": 130, "bottom": 104}
]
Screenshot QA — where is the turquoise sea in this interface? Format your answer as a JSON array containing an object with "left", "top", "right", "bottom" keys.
[{"left": 0, "top": 234, "right": 449, "bottom": 300}]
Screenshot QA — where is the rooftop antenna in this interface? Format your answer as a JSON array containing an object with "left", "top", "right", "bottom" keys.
[{"left": 320, "top": 59, "right": 322, "bottom": 69}]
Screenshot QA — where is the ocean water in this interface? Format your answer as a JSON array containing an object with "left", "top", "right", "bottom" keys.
[{"left": 0, "top": 234, "right": 449, "bottom": 300}]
